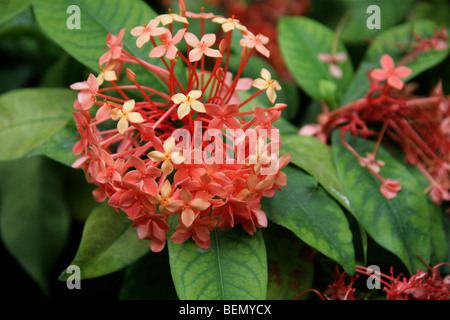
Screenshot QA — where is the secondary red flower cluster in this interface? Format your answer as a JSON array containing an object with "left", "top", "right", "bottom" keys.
[
  {"left": 299, "top": 28, "right": 449, "bottom": 204},
  {"left": 296, "top": 263, "right": 450, "bottom": 300},
  {"left": 70, "top": 3, "right": 289, "bottom": 252}
]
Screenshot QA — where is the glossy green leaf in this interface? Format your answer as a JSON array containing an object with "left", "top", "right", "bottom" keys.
[
  {"left": 280, "top": 134, "right": 352, "bottom": 212},
  {"left": 0, "top": 0, "right": 30, "bottom": 25},
  {"left": 168, "top": 220, "right": 267, "bottom": 300},
  {"left": 278, "top": 16, "right": 353, "bottom": 101},
  {"left": 264, "top": 224, "right": 314, "bottom": 300},
  {"left": 310, "top": 0, "right": 414, "bottom": 43},
  {"left": 342, "top": 19, "right": 449, "bottom": 105},
  {"left": 32, "top": 0, "right": 166, "bottom": 90},
  {"left": 0, "top": 88, "right": 75, "bottom": 161},
  {"left": 331, "top": 131, "right": 432, "bottom": 272},
  {"left": 262, "top": 165, "right": 355, "bottom": 274},
  {"left": 28, "top": 121, "right": 78, "bottom": 166},
  {"left": 0, "top": 156, "right": 70, "bottom": 295},
  {"left": 59, "top": 204, "right": 150, "bottom": 280}
]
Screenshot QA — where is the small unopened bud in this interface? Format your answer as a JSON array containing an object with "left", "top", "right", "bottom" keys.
[
  {"left": 318, "top": 113, "right": 330, "bottom": 126},
  {"left": 274, "top": 103, "right": 287, "bottom": 111},
  {"left": 216, "top": 68, "right": 224, "bottom": 80},
  {"left": 241, "top": 46, "right": 248, "bottom": 59},
  {"left": 126, "top": 68, "right": 137, "bottom": 82},
  {"left": 219, "top": 39, "right": 226, "bottom": 54}
]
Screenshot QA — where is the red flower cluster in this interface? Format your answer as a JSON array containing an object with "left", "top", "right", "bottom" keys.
[
  {"left": 70, "top": 2, "right": 289, "bottom": 252},
  {"left": 299, "top": 28, "right": 450, "bottom": 204},
  {"left": 296, "top": 263, "right": 450, "bottom": 300}
]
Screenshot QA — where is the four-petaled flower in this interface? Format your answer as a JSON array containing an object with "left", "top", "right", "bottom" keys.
[
  {"left": 70, "top": 73, "right": 99, "bottom": 110},
  {"left": 164, "top": 188, "right": 211, "bottom": 227},
  {"left": 110, "top": 99, "right": 145, "bottom": 134},
  {"left": 171, "top": 90, "right": 206, "bottom": 119},
  {"left": 170, "top": 214, "right": 217, "bottom": 249},
  {"left": 212, "top": 16, "right": 247, "bottom": 33},
  {"left": 205, "top": 103, "right": 241, "bottom": 130},
  {"left": 99, "top": 28, "right": 125, "bottom": 66},
  {"left": 149, "top": 28, "right": 186, "bottom": 60},
  {"left": 130, "top": 18, "right": 166, "bottom": 48},
  {"left": 252, "top": 68, "right": 282, "bottom": 104},
  {"left": 246, "top": 136, "right": 273, "bottom": 174},
  {"left": 318, "top": 52, "right": 347, "bottom": 79},
  {"left": 184, "top": 32, "right": 222, "bottom": 62},
  {"left": 148, "top": 136, "right": 185, "bottom": 175},
  {"left": 240, "top": 31, "right": 270, "bottom": 58},
  {"left": 371, "top": 54, "right": 412, "bottom": 90},
  {"left": 122, "top": 156, "right": 161, "bottom": 196}
]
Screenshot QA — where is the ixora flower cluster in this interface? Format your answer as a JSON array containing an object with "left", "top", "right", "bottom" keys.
[
  {"left": 300, "top": 28, "right": 450, "bottom": 205},
  {"left": 70, "top": 5, "right": 290, "bottom": 252},
  {"left": 296, "top": 263, "right": 450, "bottom": 300}
]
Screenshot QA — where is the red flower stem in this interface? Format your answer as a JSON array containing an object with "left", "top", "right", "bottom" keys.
[
  {"left": 372, "top": 120, "right": 388, "bottom": 156},
  {"left": 238, "top": 89, "right": 264, "bottom": 108},
  {"left": 152, "top": 103, "right": 177, "bottom": 129},
  {"left": 224, "top": 47, "right": 255, "bottom": 103}
]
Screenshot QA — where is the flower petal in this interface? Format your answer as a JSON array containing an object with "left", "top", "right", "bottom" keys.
[
  {"left": 380, "top": 54, "right": 395, "bottom": 70},
  {"left": 188, "top": 47, "right": 203, "bottom": 62},
  {"left": 191, "top": 100, "right": 206, "bottom": 113},
  {"left": 177, "top": 102, "right": 191, "bottom": 119},
  {"left": 184, "top": 32, "right": 200, "bottom": 47},
  {"left": 188, "top": 90, "right": 203, "bottom": 100},
  {"left": 171, "top": 93, "right": 187, "bottom": 104},
  {"left": 127, "top": 112, "right": 144, "bottom": 123},
  {"left": 117, "top": 117, "right": 129, "bottom": 134},
  {"left": 148, "top": 150, "right": 165, "bottom": 162}
]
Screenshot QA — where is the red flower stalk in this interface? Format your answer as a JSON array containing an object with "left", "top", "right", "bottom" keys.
[
  {"left": 299, "top": 28, "right": 450, "bottom": 205},
  {"left": 70, "top": 1, "right": 290, "bottom": 252}
]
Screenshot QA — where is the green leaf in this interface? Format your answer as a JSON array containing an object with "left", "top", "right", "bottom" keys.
[
  {"left": 0, "top": 88, "right": 75, "bottom": 161},
  {"left": 0, "top": 0, "right": 30, "bottom": 25},
  {"left": 28, "top": 121, "right": 78, "bottom": 166},
  {"left": 319, "top": 79, "right": 340, "bottom": 110},
  {"left": 32, "top": 0, "right": 166, "bottom": 90},
  {"left": 278, "top": 16, "right": 353, "bottom": 101},
  {"left": 0, "top": 156, "right": 70, "bottom": 295},
  {"left": 280, "top": 134, "right": 352, "bottom": 212},
  {"left": 262, "top": 165, "right": 355, "bottom": 274},
  {"left": 342, "top": 19, "right": 449, "bottom": 105},
  {"left": 312, "top": 0, "right": 414, "bottom": 43},
  {"left": 331, "top": 131, "right": 432, "bottom": 272},
  {"left": 59, "top": 204, "right": 150, "bottom": 280},
  {"left": 119, "top": 250, "right": 178, "bottom": 300},
  {"left": 264, "top": 224, "right": 314, "bottom": 300},
  {"left": 168, "top": 220, "right": 267, "bottom": 300}
]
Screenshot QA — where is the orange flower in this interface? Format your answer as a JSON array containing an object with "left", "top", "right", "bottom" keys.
[{"left": 371, "top": 54, "right": 412, "bottom": 90}]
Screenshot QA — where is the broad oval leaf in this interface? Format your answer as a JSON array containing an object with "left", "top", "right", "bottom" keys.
[
  {"left": 280, "top": 134, "right": 352, "bottom": 212},
  {"left": 342, "top": 19, "right": 449, "bottom": 105},
  {"left": 264, "top": 224, "right": 314, "bottom": 300},
  {"left": 0, "top": 156, "right": 70, "bottom": 296},
  {"left": 0, "top": 0, "right": 30, "bottom": 25},
  {"left": 278, "top": 16, "right": 353, "bottom": 102},
  {"left": 331, "top": 131, "right": 432, "bottom": 272},
  {"left": 168, "top": 220, "right": 267, "bottom": 300},
  {"left": 59, "top": 204, "right": 150, "bottom": 280},
  {"left": 262, "top": 165, "right": 355, "bottom": 274},
  {"left": 0, "top": 88, "right": 75, "bottom": 161}
]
